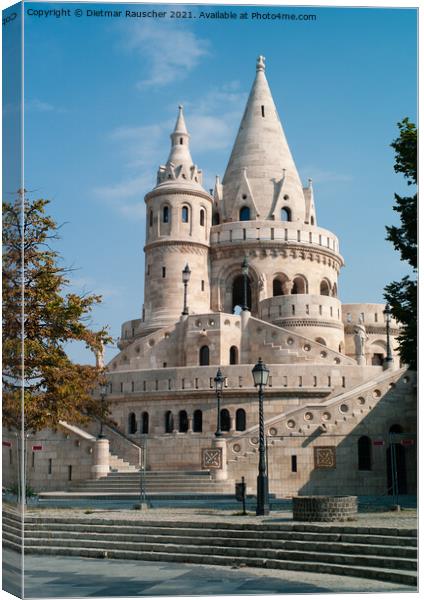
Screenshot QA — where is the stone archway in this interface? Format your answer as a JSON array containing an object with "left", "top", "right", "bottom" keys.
[
  {"left": 220, "top": 261, "right": 261, "bottom": 316},
  {"left": 232, "top": 275, "right": 252, "bottom": 312}
]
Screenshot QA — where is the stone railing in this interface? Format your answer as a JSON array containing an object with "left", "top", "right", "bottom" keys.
[{"left": 211, "top": 221, "right": 340, "bottom": 255}]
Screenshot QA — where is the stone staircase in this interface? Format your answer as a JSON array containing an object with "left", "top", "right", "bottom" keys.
[
  {"left": 2, "top": 509, "right": 417, "bottom": 586},
  {"left": 38, "top": 470, "right": 235, "bottom": 500},
  {"left": 228, "top": 367, "right": 413, "bottom": 467},
  {"left": 108, "top": 454, "right": 139, "bottom": 473}
]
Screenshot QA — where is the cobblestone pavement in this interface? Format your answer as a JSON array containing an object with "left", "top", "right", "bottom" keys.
[
  {"left": 2, "top": 549, "right": 415, "bottom": 598},
  {"left": 20, "top": 505, "right": 417, "bottom": 530}
]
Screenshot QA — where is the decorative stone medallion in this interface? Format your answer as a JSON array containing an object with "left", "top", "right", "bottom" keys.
[
  {"left": 314, "top": 446, "right": 336, "bottom": 469},
  {"left": 202, "top": 448, "right": 222, "bottom": 469}
]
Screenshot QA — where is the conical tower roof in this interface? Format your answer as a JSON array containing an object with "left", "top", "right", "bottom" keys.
[
  {"left": 155, "top": 106, "right": 204, "bottom": 190},
  {"left": 222, "top": 56, "right": 305, "bottom": 222}
]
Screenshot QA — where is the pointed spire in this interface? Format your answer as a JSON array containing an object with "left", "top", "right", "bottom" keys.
[
  {"left": 155, "top": 106, "right": 204, "bottom": 189},
  {"left": 222, "top": 56, "right": 305, "bottom": 222},
  {"left": 167, "top": 104, "right": 193, "bottom": 166}
]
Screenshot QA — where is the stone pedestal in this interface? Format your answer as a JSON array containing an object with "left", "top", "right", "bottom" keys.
[
  {"left": 355, "top": 355, "right": 366, "bottom": 366},
  {"left": 211, "top": 437, "right": 228, "bottom": 482},
  {"left": 91, "top": 438, "right": 110, "bottom": 479}
]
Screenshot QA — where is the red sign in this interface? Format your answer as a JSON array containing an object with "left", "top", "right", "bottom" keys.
[
  {"left": 400, "top": 439, "right": 415, "bottom": 447},
  {"left": 2, "top": 441, "right": 12, "bottom": 448},
  {"left": 373, "top": 440, "right": 385, "bottom": 446},
  {"left": 32, "top": 445, "right": 43, "bottom": 451}
]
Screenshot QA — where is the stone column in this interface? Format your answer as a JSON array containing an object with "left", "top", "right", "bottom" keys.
[
  {"left": 230, "top": 416, "right": 236, "bottom": 433},
  {"left": 211, "top": 437, "right": 228, "bottom": 482},
  {"left": 187, "top": 416, "right": 193, "bottom": 433},
  {"left": 91, "top": 438, "right": 110, "bottom": 479}
]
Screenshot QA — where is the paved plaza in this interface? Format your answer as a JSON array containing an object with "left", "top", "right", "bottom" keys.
[{"left": 2, "top": 548, "right": 415, "bottom": 598}]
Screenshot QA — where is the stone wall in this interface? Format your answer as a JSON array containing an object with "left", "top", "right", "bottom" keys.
[{"left": 2, "top": 425, "right": 105, "bottom": 492}]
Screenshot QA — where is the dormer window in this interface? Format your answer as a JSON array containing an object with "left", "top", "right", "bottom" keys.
[
  {"left": 281, "top": 207, "right": 291, "bottom": 222},
  {"left": 239, "top": 206, "right": 250, "bottom": 221}
]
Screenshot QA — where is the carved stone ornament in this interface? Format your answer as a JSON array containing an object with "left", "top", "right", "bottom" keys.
[
  {"left": 314, "top": 446, "right": 336, "bottom": 469},
  {"left": 202, "top": 448, "right": 222, "bottom": 469}
]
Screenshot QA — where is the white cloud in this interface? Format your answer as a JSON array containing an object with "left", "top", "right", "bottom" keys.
[
  {"left": 69, "top": 276, "right": 124, "bottom": 300},
  {"left": 121, "top": 20, "right": 209, "bottom": 88},
  {"left": 299, "top": 166, "right": 353, "bottom": 185},
  {"left": 93, "top": 82, "right": 248, "bottom": 217},
  {"left": 26, "top": 99, "right": 67, "bottom": 113}
]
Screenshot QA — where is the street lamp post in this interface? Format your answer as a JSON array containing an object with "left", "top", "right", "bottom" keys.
[
  {"left": 252, "top": 358, "right": 270, "bottom": 516},
  {"left": 383, "top": 303, "right": 393, "bottom": 365},
  {"left": 182, "top": 264, "right": 191, "bottom": 315},
  {"left": 241, "top": 256, "right": 249, "bottom": 311},
  {"left": 214, "top": 368, "right": 224, "bottom": 437},
  {"left": 98, "top": 383, "right": 108, "bottom": 439}
]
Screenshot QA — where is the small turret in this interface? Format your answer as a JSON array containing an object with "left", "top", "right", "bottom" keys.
[{"left": 142, "top": 106, "right": 213, "bottom": 332}]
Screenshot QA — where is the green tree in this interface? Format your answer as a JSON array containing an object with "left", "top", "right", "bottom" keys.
[
  {"left": 2, "top": 192, "right": 111, "bottom": 432},
  {"left": 384, "top": 118, "right": 417, "bottom": 370}
]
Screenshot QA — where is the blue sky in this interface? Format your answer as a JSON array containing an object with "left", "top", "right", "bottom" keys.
[{"left": 15, "top": 2, "right": 418, "bottom": 363}]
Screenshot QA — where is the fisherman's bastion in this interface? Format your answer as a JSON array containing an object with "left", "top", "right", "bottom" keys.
[{"left": 3, "top": 56, "right": 417, "bottom": 500}]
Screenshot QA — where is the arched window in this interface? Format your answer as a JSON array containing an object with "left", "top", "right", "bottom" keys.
[
  {"left": 332, "top": 283, "right": 338, "bottom": 297},
  {"left": 200, "top": 209, "right": 205, "bottom": 226},
  {"left": 236, "top": 408, "right": 246, "bottom": 431},
  {"left": 128, "top": 412, "right": 137, "bottom": 434},
  {"left": 179, "top": 137, "right": 183, "bottom": 145},
  {"left": 149, "top": 210, "right": 153, "bottom": 227},
  {"left": 232, "top": 275, "right": 251, "bottom": 312},
  {"left": 199, "top": 345, "right": 210, "bottom": 366},
  {"left": 141, "top": 412, "right": 149, "bottom": 434},
  {"left": 315, "top": 337, "right": 326, "bottom": 346},
  {"left": 212, "top": 213, "right": 220, "bottom": 225},
  {"left": 163, "top": 206, "right": 169, "bottom": 223},
  {"left": 220, "top": 409, "right": 231, "bottom": 432},
  {"left": 338, "top": 342, "right": 344, "bottom": 354},
  {"left": 179, "top": 410, "right": 188, "bottom": 433},
  {"left": 292, "top": 276, "right": 307, "bottom": 294},
  {"left": 182, "top": 206, "right": 189, "bottom": 223},
  {"left": 310, "top": 216, "right": 315, "bottom": 225},
  {"left": 273, "top": 278, "right": 284, "bottom": 296},
  {"left": 358, "top": 436, "right": 372, "bottom": 470},
  {"left": 165, "top": 411, "right": 174, "bottom": 433},
  {"left": 229, "top": 346, "right": 238, "bottom": 365},
  {"left": 320, "top": 280, "right": 331, "bottom": 296},
  {"left": 239, "top": 206, "right": 250, "bottom": 221},
  {"left": 281, "top": 207, "right": 291, "bottom": 222},
  {"left": 193, "top": 410, "right": 202, "bottom": 433}
]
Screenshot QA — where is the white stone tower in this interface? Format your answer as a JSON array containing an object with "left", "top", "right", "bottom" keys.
[
  {"left": 141, "top": 106, "right": 213, "bottom": 333},
  {"left": 211, "top": 56, "right": 344, "bottom": 352}
]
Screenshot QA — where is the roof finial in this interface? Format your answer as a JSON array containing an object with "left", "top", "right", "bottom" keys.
[{"left": 256, "top": 55, "right": 266, "bottom": 72}]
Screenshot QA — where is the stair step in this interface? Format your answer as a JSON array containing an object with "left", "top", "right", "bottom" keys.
[
  {"left": 4, "top": 542, "right": 415, "bottom": 586},
  {"left": 17, "top": 529, "right": 417, "bottom": 558}
]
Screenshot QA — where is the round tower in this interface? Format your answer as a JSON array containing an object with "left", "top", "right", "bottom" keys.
[
  {"left": 141, "top": 106, "right": 213, "bottom": 332},
  {"left": 211, "top": 56, "right": 345, "bottom": 352}
]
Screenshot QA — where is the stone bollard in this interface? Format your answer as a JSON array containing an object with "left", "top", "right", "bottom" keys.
[
  {"left": 211, "top": 437, "right": 228, "bottom": 482},
  {"left": 91, "top": 438, "right": 110, "bottom": 479}
]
